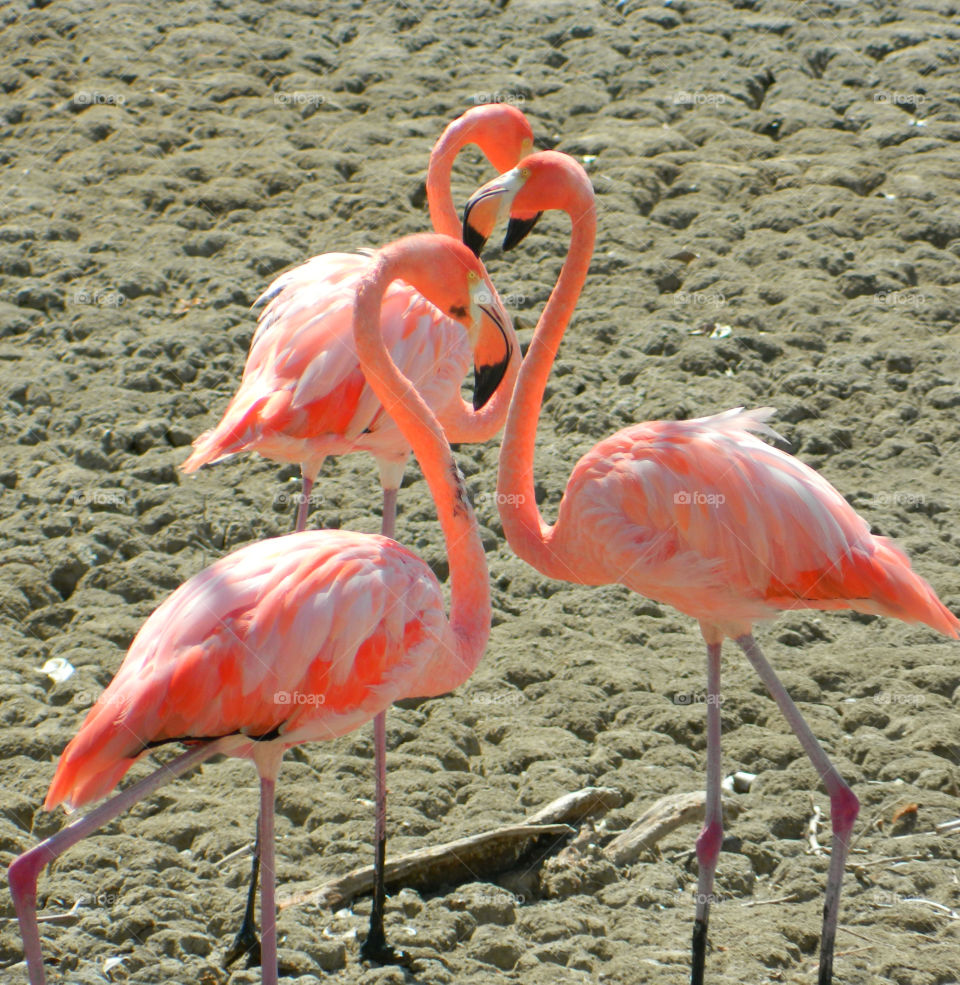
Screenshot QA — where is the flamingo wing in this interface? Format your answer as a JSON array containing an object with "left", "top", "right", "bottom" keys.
[
  {"left": 45, "top": 530, "right": 450, "bottom": 810},
  {"left": 560, "top": 408, "right": 958, "bottom": 635}
]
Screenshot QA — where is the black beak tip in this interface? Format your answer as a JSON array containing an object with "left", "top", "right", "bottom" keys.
[
  {"left": 462, "top": 221, "right": 487, "bottom": 259},
  {"left": 473, "top": 355, "right": 510, "bottom": 410},
  {"left": 503, "top": 212, "right": 542, "bottom": 252}
]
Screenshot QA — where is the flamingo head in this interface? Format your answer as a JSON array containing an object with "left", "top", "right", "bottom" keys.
[
  {"left": 462, "top": 150, "right": 592, "bottom": 257},
  {"left": 377, "top": 235, "right": 511, "bottom": 408},
  {"left": 459, "top": 102, "right": 535, "bottom": 174}
]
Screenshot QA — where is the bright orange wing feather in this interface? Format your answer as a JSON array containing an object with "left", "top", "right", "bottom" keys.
[
  {"left": 44, "top": 530, "right": 452, "bottom": 811},
  {"left": 557, "top": 408, "right": 958, "bottom": 637}
]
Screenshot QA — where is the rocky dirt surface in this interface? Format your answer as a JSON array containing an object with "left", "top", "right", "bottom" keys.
[{"left": 1, "top": 1, "right": 958, "bottom": 983}]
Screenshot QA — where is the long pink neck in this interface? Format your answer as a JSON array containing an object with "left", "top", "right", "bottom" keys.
[
  {"left": 354, "top": 253, "right": 490, "bottom": 692},
  {"left": 496, "top": 199, "right": 596, "bottom": 581},
  {"left": 426, "top": 116, "right": 482, "bottom": 238},
  {"left": 425, "top": 118, "right": 521, "bottom": 444}
]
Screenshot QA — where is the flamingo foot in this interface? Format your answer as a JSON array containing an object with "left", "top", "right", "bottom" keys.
[
  {"left": 359, "top": 926, "right": 411, "bottom": 967},
  {"left": 691, "top": 917, "right": 709, "bottom": 985},
  {"left": 223, "top": 818, "right": 262, "bottom": 969},
  {"left": 223, "top": 921, "right": 261, "bottom": 969}
]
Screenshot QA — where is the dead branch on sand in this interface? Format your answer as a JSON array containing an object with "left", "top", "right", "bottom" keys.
[{"left": 281, "top": 785, "right": 622, "bottom": 911}]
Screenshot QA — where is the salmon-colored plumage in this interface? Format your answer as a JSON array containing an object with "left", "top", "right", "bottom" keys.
[
  {"left": 43, "top": 531, "right": 450, "bottom": 811},
  {"left": 181, "top": 103, "right": 533, "bottom": 503},
  {"left": 554, "top": 407, "right": 958, "bottom": 638}
]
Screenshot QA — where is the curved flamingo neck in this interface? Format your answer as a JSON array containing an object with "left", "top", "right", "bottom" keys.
[
  {"left": 496, "top": 197, "right": 596, "bottom": 581},
  {"left": 427, "top": 115, "right": 485, "bottom": 238},
  {"left": 354, "top": 248, "right": 490, "bottom": 692}
]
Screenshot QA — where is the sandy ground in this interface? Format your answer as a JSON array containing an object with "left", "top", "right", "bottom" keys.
[{"left": 1, "top": 1, "right": 959, "bottom": 983}]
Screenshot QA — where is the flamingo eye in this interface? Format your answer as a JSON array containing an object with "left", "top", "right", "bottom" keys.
[{"left": 449, "top": 304, "right": 467, "bottom": 317}]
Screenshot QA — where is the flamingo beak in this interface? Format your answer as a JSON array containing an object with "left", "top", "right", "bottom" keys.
[
  {"left": 462, "top": 166, "right": 528, "bottom": 258},
  {"left": 462, "top": 188, "right": 506, "bottom": 259},
  {"left": 503, "top": 212, "right": 542, "bottom": 251},
  {"left": 473, "top": 302, "right": 512, "bottom": 409}
]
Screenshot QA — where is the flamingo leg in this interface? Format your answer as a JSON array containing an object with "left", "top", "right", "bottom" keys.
[
  {"left": 691, "top": 641, "right": 723, "bottom": 985},
  {"left": 380, "top": 486, "right": 397, "bottom": 540},
  {"left": 256, "top": 748, "right": 283, "bottom": 985},
  {"left": 222, "top": 821, "right": 262, "bottom": 969},
  {"left": 9, "top": 741, "right": 227, "bottom": 985},
  {"left": 736, "top": 633, "right": 858, "bottom": 985},
  {"left": 294, "top": 473, "right": 315, "bottom": 532},
  {"left": 361, "top": 483, "right": 404, "bottom": 964},
  {"left": 240, "top": 483, "right": 403, "bottom": 968}
]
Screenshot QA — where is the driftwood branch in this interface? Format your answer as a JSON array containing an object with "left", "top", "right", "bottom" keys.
[
  {"left": 281, "top": 786, "right": 622, "bottom": 912},
  {"left": 602, "top": 790, "right": 739, "bottom": 867},
  {"left": 525, "top": 786, "right": 622, "bottom": 825}
]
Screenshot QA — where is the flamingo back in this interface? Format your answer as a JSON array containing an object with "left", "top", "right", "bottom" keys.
[
  {"left": 557, "top": 408, "right": 959, "bottom": 636},
  {"left": 181, "top": 253, "right": 472, "bottom": 473},
  {"left": 44, "top": 531, "right": 452, "bottom": 810}
]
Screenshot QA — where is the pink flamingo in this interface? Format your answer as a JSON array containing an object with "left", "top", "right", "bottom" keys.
[
  {"left": 181, "top": 104, "right": 532, "bottom": 964},
  {"left": 463, "top": 152, "right": 959, "bottom": 985},
  {"left": 9, "top": 234, "right": 501, "bottom": 985},
  {"left": 181, "top": 103, "right": 533, "bottom": 532}
]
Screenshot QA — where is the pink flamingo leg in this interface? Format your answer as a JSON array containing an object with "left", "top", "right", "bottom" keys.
[
  {"left": 362, "top": 483, "right": 400, "bottom": 962},
  {"left": 256, "top": 749, "right": 283, "bottom": 985},
  {"left": 380, "top": 485, "right": 397, "bottom": 540},
  {"left": 294, "top": 473, "right": 314, "bottom": 532},
  {"left": 691, "top": 641, "right": 723, "bottom": 985},
  {"left": 736, "top": 634, "right": 859, "bottom": 985},
  {"left": 9, "top": 741, "right": 228, "bottom": 985},
  {"left": 241, "top": 485, "right": 400, "bottom": 968}
]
